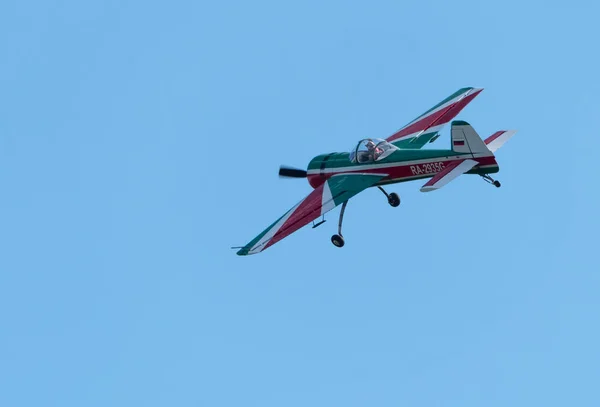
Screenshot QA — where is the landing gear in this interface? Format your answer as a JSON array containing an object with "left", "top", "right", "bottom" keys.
[
  {"left": 378, "top": 186, "right": 401, "bottom": 207},
  {"left": 329, "top": 187, "right": 400, "bottom": 249},
  {"left": 331, "top": 234, "right": 345, "bottom": 247},
  {"left": 481, "top": 174, "right": 501, "bottom": 188},
  {"left": 331, "top": 200, "right": 348, "bottom": 248},
  {"left": 388, "top": 192, "right": 400, "bottom": 207}
]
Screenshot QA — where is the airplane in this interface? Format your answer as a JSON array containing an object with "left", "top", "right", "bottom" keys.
[{"left": 235, "top": 87, "right": 517, "bottom": 256}]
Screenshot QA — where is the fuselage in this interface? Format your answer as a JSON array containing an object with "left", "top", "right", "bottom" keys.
[{"left": 307, "top": 148, "right": 498, "bottom": 189}]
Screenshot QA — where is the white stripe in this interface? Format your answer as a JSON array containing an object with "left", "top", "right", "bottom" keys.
[
  {"left": 307, "top": 153, "right": 491, "bottom": 175},
  {"left": 320, "top": 180, "right": 335, "bottom": 215}
]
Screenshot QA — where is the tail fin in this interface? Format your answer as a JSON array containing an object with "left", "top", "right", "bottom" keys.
[
  {"left": 484, "top": 130, "right": 517, "bottom": 152},
  {"left": 451, "top": 121, "right": 491, "bottom": 155}
]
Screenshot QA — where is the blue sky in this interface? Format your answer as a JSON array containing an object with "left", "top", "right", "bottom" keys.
[{"left": 1, "top": 0, "right": 599, "bottom": 406}]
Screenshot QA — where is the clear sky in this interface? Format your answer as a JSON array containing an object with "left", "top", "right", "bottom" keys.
[{"left": 1, "top": 0, "right": 599, "bottom": 406}]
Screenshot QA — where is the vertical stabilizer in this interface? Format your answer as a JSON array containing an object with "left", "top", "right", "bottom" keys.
[{"left": 451, "top": 121, "right": 492, "bottom": 155}]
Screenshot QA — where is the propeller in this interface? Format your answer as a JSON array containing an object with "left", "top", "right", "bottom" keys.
[{"left": 279, "top": 165, "right": 307, "bottom": 178}]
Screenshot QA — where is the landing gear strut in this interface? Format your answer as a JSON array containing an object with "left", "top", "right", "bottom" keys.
[
  {"left": 331, "top": 200, "right": 348, "bottom": 248},
  {"left": 378, "top": 186, "right": 401, "bottom": 207},
  {"left": 330, "top": 186, "right": 401, "bottom": 248},
  {"left": 481, "top": 174, "right": 501, "bottom": 188}
]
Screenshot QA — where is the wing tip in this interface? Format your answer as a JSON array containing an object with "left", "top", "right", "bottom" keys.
[
  {"left": 237, "top": 246, "right": 261, "bottom": 256},
  {"left": 458, "top": 87, "right": 483, "bottom": 96}
]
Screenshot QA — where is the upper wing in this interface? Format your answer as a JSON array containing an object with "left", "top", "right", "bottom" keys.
[
  {"left": 420, "top": 159, "right": 478, "bottom": 192},
  {"left": 386, "top": 87, "right": 483, "bottom": 149},
  {"left": 236, "top": 173, "right": 387, "bottom": 255}
]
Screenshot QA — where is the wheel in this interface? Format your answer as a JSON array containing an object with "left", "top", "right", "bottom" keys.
[
  {"left": 493, "top": 180, "right": 501, "bottom": 188},
  {"left": 331, "top": 234, "right": 345, "bottom": 247},
  {"left": 388, "top": 192, "right": 400, "bottom": 207}
]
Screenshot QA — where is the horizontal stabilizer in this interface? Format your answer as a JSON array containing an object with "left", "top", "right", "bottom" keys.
[
  {"left": 484, "top": 130, "right": 517, "bottom": 153},
  {"left": 420, "top": 159, "right": 478, "bottom": 192}
]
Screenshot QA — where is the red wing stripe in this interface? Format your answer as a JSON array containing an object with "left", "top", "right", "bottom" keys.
[
  {"left": 263, "top": 185, "right": 327, "bottom": 250},
  {"left": 484, "top": 131, "right": 505, "bottom": 145}
]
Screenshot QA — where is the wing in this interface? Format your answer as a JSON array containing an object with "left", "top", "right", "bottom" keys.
[
  {"left": 420, "top": 159, "right": 478, "bottom": 192},
  {"left": 386, "top": 87, "right": 483, "bottom": 149},
  {"left": 236, "top": 173, "right": 387, "bottom": 255}
]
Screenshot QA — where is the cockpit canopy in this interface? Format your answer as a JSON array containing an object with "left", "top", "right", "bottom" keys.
[{"left": 349, "top": 138, "right": 398, "bottom": 163}]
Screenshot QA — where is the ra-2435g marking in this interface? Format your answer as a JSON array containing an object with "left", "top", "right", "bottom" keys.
[{"left": 235, "top": 87, "right": 517, "bottom": 255}]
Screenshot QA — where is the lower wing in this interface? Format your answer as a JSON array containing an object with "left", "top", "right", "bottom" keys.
[{"left": 236, "top": 173, "right": 387, "bottom": 255}]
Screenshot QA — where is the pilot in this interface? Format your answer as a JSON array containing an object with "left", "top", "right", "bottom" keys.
[{"left": 365, "top": 140, "right": 382, "bottom": 160}]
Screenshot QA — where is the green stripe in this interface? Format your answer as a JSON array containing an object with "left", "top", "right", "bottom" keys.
[
  {"left": 309, "top": 149, "right": 466, "bottom": 171},
  {"left": 452, "top": 120, "right": 470, "bottom": 126},
  {"left": 466, "top": 165, "right": 499, "bottom": 175},
  {"left": 393, "top": 131, "right": 440, "bottom": 148}
]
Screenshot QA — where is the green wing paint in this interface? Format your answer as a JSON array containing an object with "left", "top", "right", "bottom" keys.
[
  {"left": 326, "top": 173, "right": 387, "bottom": 206},
  {"left": 392, "top": 131, "right": 440, "bottom": 148}
]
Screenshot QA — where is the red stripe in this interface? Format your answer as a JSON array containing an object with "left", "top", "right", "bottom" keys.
[
  {"left": 387, "top": 89, "right": 482, "bottom": 142},
  {"left": 484, "top": 131, "right": 505, "bottom": 145},
  {"left": 309, "top": 156, "right": 498, "bottom": 187},
  {"left": 307, "top": 174, "right": 325, "bottom": 188}
]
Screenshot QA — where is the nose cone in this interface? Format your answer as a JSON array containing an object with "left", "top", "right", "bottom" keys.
[
  {"left": 306, "top": 154, "right": 328, "bottom": 189},
  {"left": 307, "top": 174, "right": 323, "bottom": 189}
]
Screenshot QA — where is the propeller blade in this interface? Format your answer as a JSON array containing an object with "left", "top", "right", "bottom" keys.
[{"left": 279, "top": 166, "right": 307, "bottom": 178}]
